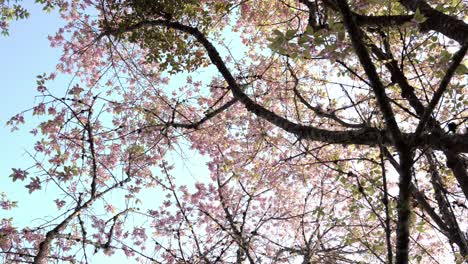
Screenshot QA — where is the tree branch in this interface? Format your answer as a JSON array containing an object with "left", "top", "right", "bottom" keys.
[
  {"left": 100, "top": 20, "right": 468, "bottom": 154},
  {"left": 399, "top": 0, "right": 468, "bottom": 45},
  {"left": 334, "top": 0, "right": 404, "bottom": 149},
  {"left": 413, "top": 43, "right": 468, "bottom": 138},
  {"left": 33, "top": 177, "right": 131, "bottom": 264}
]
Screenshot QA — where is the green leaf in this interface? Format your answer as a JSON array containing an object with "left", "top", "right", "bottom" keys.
[
  {"left": 339, "top": 176, "right": 347, "bottom": 184},
  {"left": 272, "top": 29, "right": 283, "bottom": 37},
  {"left": 455, "top": 63, "right": 467, "bottom": 75},
  {"left": 414, "top": 8, "right": 428, "bottom": 23},
  {"left": 298, "top": 35, "right": 309, "bottom": 46},
  {"left": 305, "top": 26, "right": 314, "bottom": 35},
  {"left": 285, "top": 29, "right": 296, "bottom": 40}
]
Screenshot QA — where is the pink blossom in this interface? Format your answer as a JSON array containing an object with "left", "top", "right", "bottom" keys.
[
  {"left": 122, "top": 246, "right": 135, "bottom": 257},
  {"left": 25, "top": 177, "right": 42, "bottom": 193},
  {"left": 163, "top": 200, "right": 171, "bottom": 208},
  {"left": 105, "top": 204, "right": 116, "bottom": 213},
  {"left": 0, "top": 200, "right": 17, "bottom": 210},
  {"left": 37, "top": 85, "right": 47, "bottom": 92},
  {"left": 34, "top": 141, "right": 45, "bottom": 152},
  {"left": 132, "top": 227, "right": 147, "bottom": 240},
  {"left": 54, "top": 199, "right": 66, "bottom": 209},
  {"left": 10, "top": 168, "right": 28, "bottom": 182},
  {"left": 48, "top": 107, "right": 57, "bottom": 115}
]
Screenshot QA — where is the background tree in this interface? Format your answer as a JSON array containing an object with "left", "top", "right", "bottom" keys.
[{"left": 1, "top": 0, "right": 467, "bottom": 263}]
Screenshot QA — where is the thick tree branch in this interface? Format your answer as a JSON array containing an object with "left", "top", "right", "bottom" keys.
[
  {"left": 399, "top": 0, "right": 468, "bottom": 45},
  {"left": 393, "top": 150, "right": 413, "bottom": 264},
  {"left": 101, "top": 20, "right": 468, "bottom": 154},
  {"left": 323, "top": 0, "right": 468, "bottom": 44},
  {"left": 355, "top": 14, "right": 414, "bottom": 27},
  {"left": 445, "top": 151, "right": 468, "bottom": 200},
  {"left": 426, "top": 153, "right": 468, "bottom": 256}
]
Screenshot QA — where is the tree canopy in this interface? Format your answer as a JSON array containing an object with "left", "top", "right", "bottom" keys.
[{"left": 1, "top": 0, "right": 467, "bottom": 263}]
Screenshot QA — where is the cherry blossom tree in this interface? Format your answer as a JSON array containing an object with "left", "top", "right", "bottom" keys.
[{"left": 2, "top": 0, "right": 468, "bottom": 263}]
